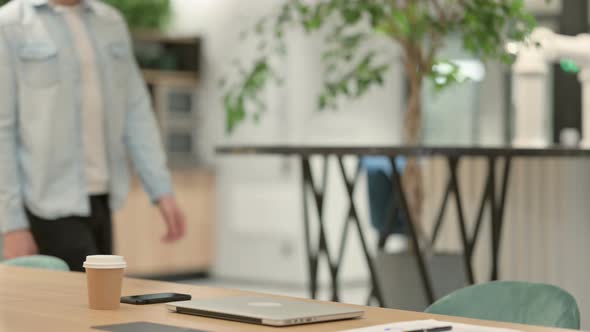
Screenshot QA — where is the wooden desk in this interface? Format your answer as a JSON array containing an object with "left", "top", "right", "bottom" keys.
[{"left": 0, "top": 266, "right": 573, "bottom": 332}]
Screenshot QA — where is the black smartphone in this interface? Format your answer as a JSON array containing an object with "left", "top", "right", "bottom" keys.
[{"left": 120, "top": 293, "right": 191, "bottom": 305}]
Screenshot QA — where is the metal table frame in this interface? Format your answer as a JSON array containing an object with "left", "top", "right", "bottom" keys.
[{"left": 217, "top": 146, "right": 590, "bottom": 306}]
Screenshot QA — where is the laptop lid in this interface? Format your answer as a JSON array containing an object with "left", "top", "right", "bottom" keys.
[{"left": 166, "top": 296, "right": 364, "bottom": 327}]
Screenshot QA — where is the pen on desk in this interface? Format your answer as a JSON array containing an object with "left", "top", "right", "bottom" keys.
[{"left": 405, "top": 326, "right": 453, "bottom": 332}]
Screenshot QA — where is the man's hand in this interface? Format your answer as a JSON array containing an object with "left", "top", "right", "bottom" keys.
[
  {"left": 3, "top": 229, "right": 38, "bottom": 259},
  {"left": 157, "top": 195, "right": 187, "bottom": 243}
]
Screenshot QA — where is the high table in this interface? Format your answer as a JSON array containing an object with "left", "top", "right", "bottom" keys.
[
  {"left": 0, "top": 266, "right": 575, "bottom": 331},
  {"left": 216, "top": 145, "right": 590, "bottom": 306}
]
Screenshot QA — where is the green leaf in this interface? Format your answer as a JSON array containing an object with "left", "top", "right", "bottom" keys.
[
  {"left": 376, "top": 74, "right": 384, "bottom": 86},
  {"left": 342, "top": 7, "right": 362, "bottom": 24},
  {"left": 253, "top": 112, "right": 261, "bottom": 123},
  {"left": 392, "top": 9, "right": 411, "bottom": 38},
  {"left": 255, "top": 18, "right": 267, "bottom": 34},
  {"left": 318, "top": 95, "right": 328, "bottom": 110},
  {"left": 429, "top": 60, "right": 467, "bottom": 91},
  {"left": 102, "top": 0, "right": 171, "bottom": 30}
]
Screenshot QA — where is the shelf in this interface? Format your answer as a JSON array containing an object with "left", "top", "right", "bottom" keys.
[
  {"left": 142, "top": 69, "right": 199, "bottom": 87},
  {"left": 132, "top": 30, "right": 200, "bottom": 45}
]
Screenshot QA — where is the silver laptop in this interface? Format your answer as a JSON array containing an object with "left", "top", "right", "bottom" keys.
[{"left": 166, "top": 296, "right": 364, "bottom": 327}]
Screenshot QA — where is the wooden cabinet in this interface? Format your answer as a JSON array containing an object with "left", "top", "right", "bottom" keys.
[{"left": 113, "top": 169, "right": 215, "bottom": 276}]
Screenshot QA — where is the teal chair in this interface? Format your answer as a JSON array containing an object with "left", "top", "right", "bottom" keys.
[
  {"left": 426, "top": 281, "right": 580, "bottom": 329},
  {"left": 3, "top": 255, "right": 70, "bottom": 271}
]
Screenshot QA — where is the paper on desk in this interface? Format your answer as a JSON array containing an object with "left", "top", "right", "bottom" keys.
[{"left": 340, "top": 319, "right": 522, "bottom": 332}]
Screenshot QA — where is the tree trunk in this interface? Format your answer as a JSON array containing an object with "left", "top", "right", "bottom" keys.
[
  {"left": 404, "top": 77, "right": 423, "bottom": 145},
  {"left": 402, "top": 62, "right": 426, "bottom": 245}
]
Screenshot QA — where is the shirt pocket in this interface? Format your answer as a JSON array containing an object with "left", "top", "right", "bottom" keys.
[{"left": 18, "top": 42, "right": 60, "bottom": 88}]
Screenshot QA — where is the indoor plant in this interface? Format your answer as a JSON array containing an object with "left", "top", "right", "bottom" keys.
[
  {"left": 101, "top": 0, "right": 170, "bottom": 30},
  {"left": 221, "top": 1, "right": 535, "bottom": 237},
  {"left": 0, "top": 0, "right": 170, "bottom": 30}
]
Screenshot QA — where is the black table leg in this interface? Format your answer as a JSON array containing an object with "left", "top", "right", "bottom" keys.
[
  {"left": 300, "top": 154, "right": 511, "bottom": 304},
  {"left": 300, "top": 156, "right": 338, "bottom": 300},
  {"left": 430, "top": 179, "right": 452, "bottom": 247},
  {"left": 301, "top": 155, "right": 386, "bottom": 305},
  {"left": 489, "top": 157, "right": 499, "bottom": 280},
  {"left": 337, "top": 157, "right": 385, "bottom": 306},
  {"left": 496, "top": 157, "right": 512, "bottom": 251},
  {"left": 442, "top": 156, "right": 512, "bottom": 282},
  {"left": 469, "top": 175, "right": 492, "bottom": 256},
  {"left": 300, "top": 157, "right": 316, "bottom": 299},
  {"left": 491, "top": 157, "right": 512, "bottom": 281},
  {"left": 447, "top": 157, "right": 475, "bottom": 285},
  {"left": 389, "top": 157, "right": 435, "bottom": 304}
]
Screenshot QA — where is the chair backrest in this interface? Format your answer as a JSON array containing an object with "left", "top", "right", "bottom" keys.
[
  {"left": 425, "top": 281, "right": 580, "bottom": 330},
  {"left": 3, "top": 255, "right": 70, "bottom": 271}
]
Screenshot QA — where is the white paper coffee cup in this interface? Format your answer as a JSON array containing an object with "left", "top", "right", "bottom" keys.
[
  {"left": 83, "top": 255, "right": 127, "bottom": 269},
  {"left": 84, "top": 255, "right": 126, "bottom": 310}
]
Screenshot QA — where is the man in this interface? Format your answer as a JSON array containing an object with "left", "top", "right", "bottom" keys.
[{"left": 0, "top": 0, "right": 186, "bottom": 271}]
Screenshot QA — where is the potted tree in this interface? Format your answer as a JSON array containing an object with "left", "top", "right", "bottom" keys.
[{"left": 222, "top": 0, "right": 535, "bottom": 239}]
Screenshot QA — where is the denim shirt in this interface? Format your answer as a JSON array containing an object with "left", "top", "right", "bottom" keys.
[{"left": 0, "top": 0, "right": 173, "bottom": 233}]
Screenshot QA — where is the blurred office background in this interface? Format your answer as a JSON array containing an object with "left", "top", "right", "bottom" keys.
[{"left": 4, "top": 0, "right": 590, "bottom": 328}]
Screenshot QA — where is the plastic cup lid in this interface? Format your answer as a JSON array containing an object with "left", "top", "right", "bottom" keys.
[{"left": 83, "top": 255, "right": 127, "bottom": 269}]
